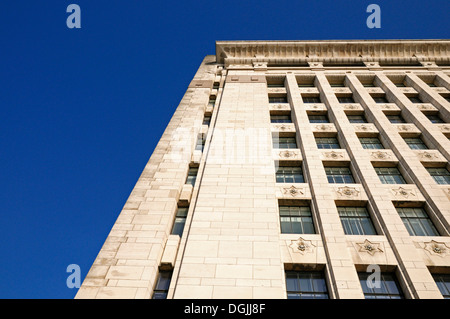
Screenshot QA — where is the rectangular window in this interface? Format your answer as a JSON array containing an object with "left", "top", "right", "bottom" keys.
[
  {"left": 408, "top": 96, "right": 423, "bottom": 103},
  {"left": 171, "top": 207, "right": 189, "bottom": 236},
  {"left": 273, "top": 137, "right": 298, "bottom": 149},
  {"left": 426, "top": 167, "right": 450, "bottom": 185},
  {"left": 426, "top": 114, "right": 444, "bottom": 123},
  {"left": 427, "top": 82, "right": 437, "bottom": 87},
  {"left": 195, "top": 135, "right": 206, "bottom": 151},
  {"left": 359, "top": 272, "right": 404, "bottom": 299},
  {"left": 348, "top": 115, "right": 367, "bottom": 123},
  {"left": 433, "top": 274, "right": 450, "bottom": 299},
  {"left": 152, "top": 271, "right": 173, "bottom": 299},
  {"left": 330, "top": 83, "right": 345, "bottom": 87},
  {"left": 269, "top": 96, "right": 288, "bottom": 103},
  {"left": 213, "top": 82, "right": 220, "bottom": 89},
  {"left": 396, "top": 207, "right": 439, "bottom": 236},
  {"left": 271, "top": 114, "right": 292, "bottom": 123},
  {"left": 202, "top": 115, "right": 211, "bottom": 126},
  {"left": 276, "top": 166, "right": 305, "bottom": 183},
  {"left": 325, "top": 167, "right": 355, "bottom": 184},
  {"left": 338, "top": 207, "right": 377, "bottom": 235},
  {"left": 308, "top": 115, "right": 329, "bottom": 123},
  {"left": 315, "top": 137, "right": 340, "bottom": 149},
  {"left": 285, "top": 271, "right": 329, "bottom": 299},
  {"left": 404, "top": 137, "right": 428, "bottom": 150},
  {"left": 302, "top": 96, "right": 321, "bottom": 103},
  {"left": 387, "top": 114, "right": 406, "bottom": 123},
  {"left": 208, "top": 98, "right": 216, "bottom": 107},
  {"left": 185, "top": 167, "right": 198, "bottom": 186},
  {"left": 359, "top": 137, "right": 384, "bottom": 149},
  {"left": 374, "top": 167, "right": 406, "bottom": 184},
  {"left": 373, "top": 96, "right": 389, "bottom": 103},
  {"left": 337, "top": 96, "right": 355, "bottom": 103},
  {"left": 267, "top": 83, "right": 284, "bottom": 88},
  {"left": 298, "top": 83, "right": 315, "bottom": 88},
  {"left": 279, "top": 205, "right": 315, "bottom": 234}
]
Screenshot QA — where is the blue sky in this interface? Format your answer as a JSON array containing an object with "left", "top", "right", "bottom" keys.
[{"left": 0, "top": 0, "right": 448, "bottom": 299}]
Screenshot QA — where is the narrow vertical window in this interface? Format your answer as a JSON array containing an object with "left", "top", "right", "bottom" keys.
[
  {"left": 152, "top": 271, "right": 173, "bottom": 299},
  {"left": 185, "top": 167, "right": 198, "bottom": 186},
  {"left": 171, "top": 207, "right": 189, "bottom": 236}
]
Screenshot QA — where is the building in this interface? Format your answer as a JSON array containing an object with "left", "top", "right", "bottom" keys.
[{"left": 76, "top": 40, "right": 450, "bottom": 299}]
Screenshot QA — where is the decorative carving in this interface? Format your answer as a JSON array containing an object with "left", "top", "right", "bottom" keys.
[
  {"left": 324, "top": 151, "right": 344, "bottom": 159},
  {"left": 419, "top": 151, "right": 439, "bottom": 160},
  {"left": 315, "top": 124, "right": 332, "bottom": 131},
  {"left": 357, "top": 239, "right": 383, "bottom": 256},
  {"left": 370, "top": 151, "right": 392, "bottom": 160},
  {"left": 279, "top": 150, "right": 297, "bottom": 158},
  {"left": 423, "top": 240, "right": 450, "bottom": 257},
  {"left": 336, "top": 186, "right": 360, "bottom": 198},
  {"left": 391, "top": 187, "right": 416, "bottom": 198},
  {"left": 282, "top": 185, "right": 304, "bottom": 197},
  {"left": 289, "top": 237, "right": 315, "bottom": 255},
  {"left": 397, "top": 124, "right": 412, "bottom": 131},
  {"left": 439, "top": 125, "right": 450, "bottom": 131}
]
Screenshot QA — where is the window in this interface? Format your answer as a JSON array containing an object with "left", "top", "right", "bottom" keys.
[
  {"left": 387, "top": 114, "right": 406, "bottom": 123},
  {"left": 279, "top": 205, "right": 315, "bottom": 234},
  {"left": 271, "top": 114, "right": 292, "bottom": 123},
  {"left": 359, "top": 272, "right": 404, "bottom": 299},
  {"left": 285, "top": 271, "right": 329, "bottom": 299},
  {"left": 395, "top": 82, "right": 406, "bottom": 87},
  {"left": 325, "top": 167, "right": 355, "bottom": 184},
  {"left": 316, "top": 137, "right": 340, "bottom": 149},
  {"left": 359, "top": 137, "right": 384, "bottom": 149},
  {"left": 269, "top": 96, "right": 288, "bottom": 103},
  {"left": 338, "top": 207, "right": 377, "bottom": 235},
  {"left": 426, "top": 167, "right": 450, "bottom": 185},
  {"left": 298, "top": 83, "right": 315, "bottom": 88},
  {"left": 213, "top": 82, "right": 220, "bottom": 89},
  {"left": 185, "top": 167, "right": 198, "bottom": 186},
  {"left": 202, "top": 115, "right": 211, "bottom": 126},
  {"left": 442, "top": 95, "right": 450, "bottom": 102},
  {"left": 404, "top": 137, "right": 428, "bottom": 150},
  {"left": 152, "top": 271, "right": 173, "bottom": 299},
  {"left": 276, "top": 166, "right": 305, "bottom": 183},
  {"left": 195, "top": 134, "right": 206, "bottom": 151},
  {"left": 171, "top": 207, "right": 189, "bottom": 236},
  {"left": 433, "top": 274, "right": 450, "bottom": 299},
  {"left": 408, "top": 96, "right": 423, "bottom": 103},
  {"left": 273, "top": 137, "right": 298, "bottom": 149},
  {"left": 302, "top": 96, "right": 321, "bottom": 103},
  {"left": 337, "top": 96, "right": 355, "bottom": 103},
  {"left": 373, "top": 96, "right": 389, "bottom": 103},
  {"left": 208, "top": 98, "right": 216, "bottom": 107},
  {"left": 426, "top": 114, "right": 444, "bottom": 123},
  {"left": 308, "top": 115, "right": 329, "bottom": 123},
  {"left": 330, "top": 82, "right": 345, "bottom": 87},
  {"left": 267, "top": 83, "right": 284, "bottom": 88},
  {"left": 427, "top": 82, "right": 437, "bottom": 87},
  {"left": 363, "top": 82, "right": 376, "bottom": 87},
  {"left": 375, "top": 167, "right": 406, "bottom": 184},
  {"left": 396, "top": 207, "right": 439, "bottom": 236},
  {"left": 348, "top": 115, "right": 367, "bottom": 123}
]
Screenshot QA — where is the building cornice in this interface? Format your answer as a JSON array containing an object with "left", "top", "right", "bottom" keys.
[{"left": 215, "top": 40, "right": 450, "bottom": 67}]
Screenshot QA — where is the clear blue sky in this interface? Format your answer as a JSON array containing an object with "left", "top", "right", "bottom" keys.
[{"left": 0, "top": 0, "right": 448, "bottom": 299}]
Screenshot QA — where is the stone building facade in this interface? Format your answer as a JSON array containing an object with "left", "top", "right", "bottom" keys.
[{"left": 76, "top": 40, "right": 450, "bottom": 299}]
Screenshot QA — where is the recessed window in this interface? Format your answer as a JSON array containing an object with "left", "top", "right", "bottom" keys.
[
  {"left": 185, "top": 167, "right": 198, "bottom": 186},
  {"left": 269, "top": 96, "right": 288, "bottom": 103},
  {"left": 202, "top": 115, "right": 211, "bottom": 126},
  {"left": 330, "top": 82, "right": 345, "bottom": 87},
  {"left": 276, "top": 166, "right": 305, "bottom": 183},
  {"left": 267, "top": 83, "right": 284, "bottom": 88},
  {"left": 387, "top": 114, "right": 406, "bottom": 123},
  {"left": 337, "top": 96, "right": 355, "bottom": 103},
  {"left": 348, "top": 114, "right": 368, "bottom": 123},
  {"left": 363, "top": 82, "right": 376, "bottom": 87},
  {"left": 374, "top": 167, "right": 406, "bottom": 184},
  {"left": 308, "top": 115, "right": 329, "bottom": 123},
  {"left": 427, "top": 82, "right": 437, "bottom": 87},
  {"left": 395, "top": 82, "right": 406, "bottom": 87},
  {"left": 441, "top": 95, "right": 450, "bottom": 102},
  {"left": 298, "top": 83, "right": 315, "bottom": 88},
  {"left": 316, "top": 137, "right": 340, "bottom": 149},
  {"left": 338, "top": 207, "right": 377, "bottom": 235},
  {"left": 213, "top": 82, "right": 220, "bottom": 89},
  {"left": 325, "top": 167, "right": 355, "bottom": 184},
  {"left": 271, "top": 114, "right": 292, "bottom": 123},
  {"left": 403, "top": 137, "right": 428, "bottom": 150},
  {"left": 373, "top": 96, "right": 389, "bottom": 103},
  {"left": 285, "top": 271, "right": 329, "bottom": 299},
  {"left": 359, "top": 137, "right": 384, "bottom": 149},
  {"left": 195, "top": 134, "right": 206, "bottom": 151},
  {"left": 152, "top": 271, "right": 173, "bottom": 299},
  {"left": 359, "top": 272, "right": 404, "bottom": 299},
  {"left": 432, "top": 274, "right": 450, "bottom": 299},
  {"left": 396, "top": 207, "right": 440, "bottom": 236},
  {"left": 302, "top": 96, "right": 321, "bottom": 103},
  {"left": 279, "top": 205, "right": 315, "bottom": 234},
  {"left": 208, "top": 97, "right": 216, "bottom": 107},
  {"left": 408, "top": 96, "right": 423, "bottom": 103},
  {"left": 273, "top": 136, "right": 298, "bottom": 149},
  {"left": 171, "top": 207, "right": 189, "bottom": 236},
  {"left": 426, "top": 167, "right": 450, "bottom": 185},
  {"left": 426, "top": 114, "right": 444, "bottom": 123}
]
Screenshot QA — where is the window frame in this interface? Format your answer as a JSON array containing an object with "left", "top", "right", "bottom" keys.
[
  {"left": 396, "top": 207, "right": 440, "bottom": 236},
  {"left": 279, "top": 205, "right": 315, "bottom": 234},
  {"left": 374, "top": 167, "right": 407, "bottom": 184},
  {"left": 276, "top": 166, "right": 305, "bottom": 183},
  {"left": 285, "top": 271, "right": 329, "bottom": 299},
  {"left": 358, "top": 272, "right": 404, "bottom": 299},
  {"left": 325, "top": 167, "right": 355, "bottom": 184},
  {"left": 359, "top": 137, "right": 384, "bottom": 149},
  {"left": 185, "top": 167, "right": 198, "bottom": 186},
  {"left": 273, "top": 136, "right": 298, "bottom": 149},
  {"left": 152, "top": 271, "right": 173, "bottom": 299},
  {"left": 315, "top": 137, "right": 341, "bottom": 149},
  {"left": 403, "top": 137, "right": 428, "bottom": 150},
  {"left": 171, "top": 207, "right": 189, "bottom": 236},
  {"left": 426, "top": 167, "right": 450, "bottom": 185},
  {"left": 432, "top": 274, "right": 450, "bottom": 299},
  {"left": 338, "top": 206, "right": 377, "bottom": 235}
]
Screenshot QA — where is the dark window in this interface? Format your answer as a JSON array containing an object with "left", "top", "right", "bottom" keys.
[
  {"left": 208, "top": 98, "right": 216, "bottom": 107},
  {"left": 279, "top": 205, "right": 315, "bottom": 234},
  {"left": 298, "top": 83, "right": 315, "bottom": 88},
  {"left": 330, "top": 83, "right": 345, "bottom": 87},
  {"left": 271, "top": 114, "right": 292, "bottom": 123},
  {"left": 404, "top": 137, "right": 428, "bottom": 150},
  {"left": 202, "top": 115, "right": 211, "bottom": 126},
  {"left": 337, "top": 96, "right": 355, "bottom": 103},
  {"left": 433, "top": 274, "right": 450, "bottom": 299},
  {"left": 375, "top": 167, "right": 406, "bottom": 184},
  {"left": 308, "top": 115, "right": 329, "bottom": 123},
  {"left": 267, "top": 83, "right": 284, "bottom": 88},
  {"left": 442, "top": 95, "right": 450, "bottom": 102},
  {"left": 408, "top": 96, "right": 423, "bottom": 103},
  {"left": 269, "top": 96, "right": 288, "bottom": 103},
  {"left": 373, "top": 96, "right": 389, "bottom": 103},
  {"left": 276, "top": 166, "right": 304, "bottom": 183},
  {"left": 426, "top": 167, "right": 450, "bottom": 185},
  {"left": 359, "top": 137, "right": 384, "bottom": 149},
  {"left": 394, "top": 82, "right": 406, "bottom": 87},
  {"left": 195, "top": 135, "right": 206, "bottom": 151},
  {"left": 427, "top": 82, "right": 437, "bottom": 87},
  {"left": 338, "top": 207, "right": 377, "bottom": 235},
  {"left": 285, "top": 271, "right": 329, "bottom": 299},
  {"left": 302, "top": 96, "right": 321, "bottom": 103},
  {"left": 273, "top": 137, "right": 298, "bottom": 149},
  {"left": 315, "top": 137, "right": 340, "bottom": 149},
  {"left": 397, "top": 207, "right": 439, "bottom": 236},
  {"left": 426, "top": 114, "right": 444, "bottom": 123},
  {"left": 171, "top": 207, "right": 189, "bottom": 236},
  {"left": 186, "top": 167, "right": 198, "bottom": 186},
  {"left": 348, "top": 115, "right": 368, "bottom": 123},
  {"left": 387, "top": 114, "right": 406, "bottom": 123},
  {"left": 363, "top": 83, "right": 376, "bottom": 87},
  {"left": 213, "top": 82, "right": 220, "bottom": 89},
  {"left": 359, "top": 272, "right": 404, "bottom": 299},
  {"left": 152, "top": 271, "right": 173, "bottom": 299},
  {"left": 325, "top": 167, "right": 355, "bottom": 184}
]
